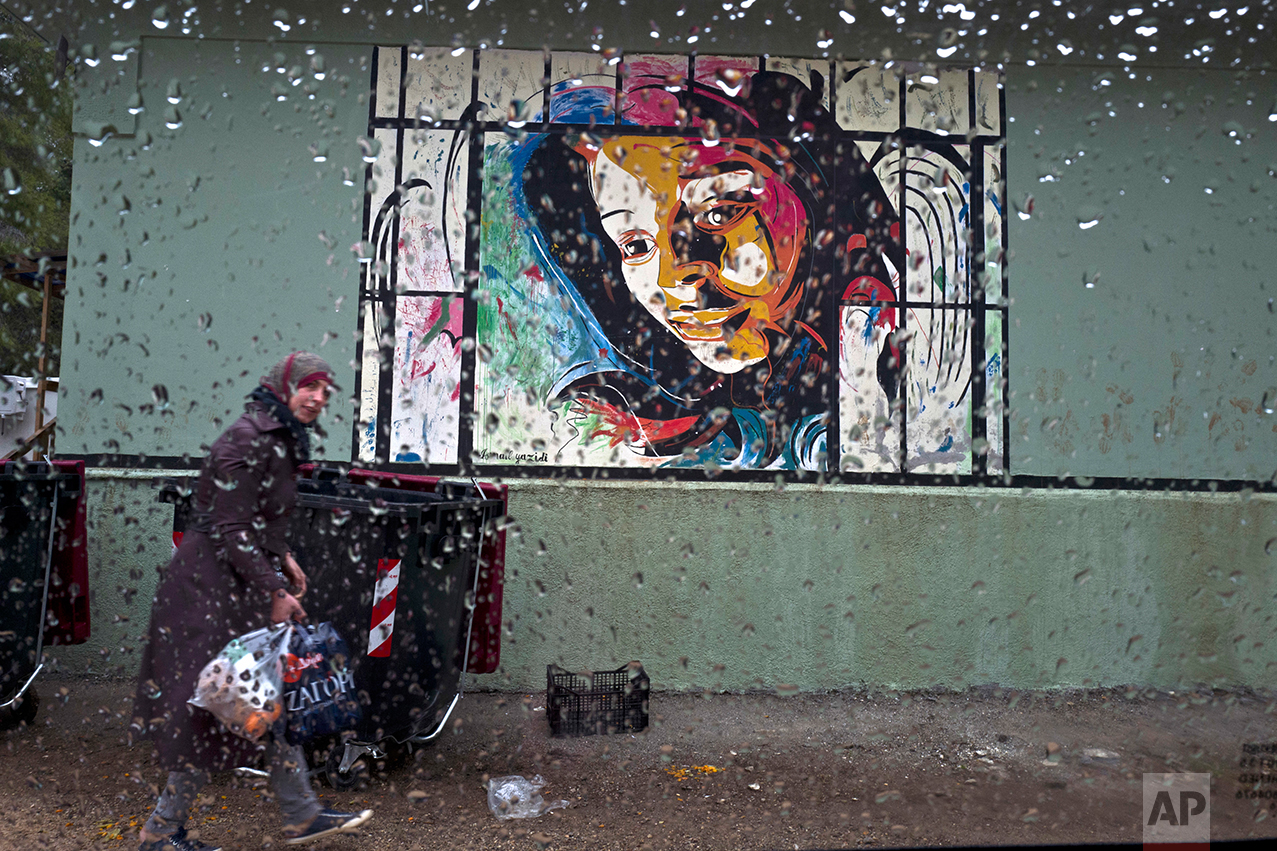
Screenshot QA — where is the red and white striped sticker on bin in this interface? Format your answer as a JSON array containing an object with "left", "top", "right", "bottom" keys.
[{"left": 367, "top": 558, "right": 401, "bottom": 657}]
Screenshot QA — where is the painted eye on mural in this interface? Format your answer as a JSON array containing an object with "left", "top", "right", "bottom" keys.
[
  {"left": 616, "top": 231, "right": 658, "bottom": 264},
  {"left": 692, "top": 200, "right": 752, "bottom": 233}
]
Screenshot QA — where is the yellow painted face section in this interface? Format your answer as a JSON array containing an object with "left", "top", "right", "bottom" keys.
[{"left": 588, "top": 137, "right": 808, "bottom": 374}]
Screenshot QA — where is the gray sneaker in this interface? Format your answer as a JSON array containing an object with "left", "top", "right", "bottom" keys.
[{"left": 282, "top": 808, "right": 374, "bottom": 846}]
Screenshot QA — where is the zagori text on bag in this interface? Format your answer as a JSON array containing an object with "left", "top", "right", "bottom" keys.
[{"left": 285, "top": 668, "right": 355, "bottom": 713}]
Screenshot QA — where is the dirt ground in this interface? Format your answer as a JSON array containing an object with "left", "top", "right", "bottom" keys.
[{"left": 2, "top": 676, "right": 1276, "bottom": 850}]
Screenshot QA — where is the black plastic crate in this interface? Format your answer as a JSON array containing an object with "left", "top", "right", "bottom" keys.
[{"left": 546, "top": 663, "right": 649, "bottom": 737}]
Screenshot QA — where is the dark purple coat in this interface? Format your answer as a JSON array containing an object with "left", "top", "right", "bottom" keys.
[{"left": 133, "top": 402, "right": 296, "bottom": 772}]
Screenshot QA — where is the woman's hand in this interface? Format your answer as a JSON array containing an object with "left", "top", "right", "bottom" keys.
[
  {"left": 270, "top": 588, "right": 307, "bottom": 624},
  {"left": 282, "top": 552, "right": 308, "bottom": 598}
]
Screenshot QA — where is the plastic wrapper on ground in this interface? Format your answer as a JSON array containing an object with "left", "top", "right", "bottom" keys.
[{"left": 486, "top": 775, "right": 570, "bottom": 820}]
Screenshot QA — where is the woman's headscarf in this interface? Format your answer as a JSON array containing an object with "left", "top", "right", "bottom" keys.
[
  {"left": 260, "top": 351, "right": 336, "bottom": 401},
  {"left": 250, "top": 351, "right": 336, "bottom": 462}
]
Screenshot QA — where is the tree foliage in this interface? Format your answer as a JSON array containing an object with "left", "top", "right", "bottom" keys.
[
  {"left": 0, "top": 275, "right": 61, "bottom": 376},
  {"left": 0, "top": 21, "right": 74, "bottom": 256},
  {"left": 1, "top": 20, "right": 70, "bottom": 376}
]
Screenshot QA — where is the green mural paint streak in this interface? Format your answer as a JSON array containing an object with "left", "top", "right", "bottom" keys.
[
  {"left": 416, "top": 294, "right": 456, "bottom": 353},
  {"left": 575, "top": 410, "right": 606, "bottom": 448},
  {"left": 986, "top": 312, "right": 1003, "bottom": 364},
  {"left": 475, "top": 142, "right": 515, "bottom": 349},
  {"left": 474, "top": 141, "right": 514, "bottom": 456},
  {"left": 474, "top": 138, "right": 581, "bottom": 456},
  {"left": 473, "top": 138, "right": 627, "bottom": 464},
  {"left": 479, "top": 143, "right": 558, "bottom": 397}
]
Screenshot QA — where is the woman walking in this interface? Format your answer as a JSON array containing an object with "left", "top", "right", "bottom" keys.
[{"left": 132, "top": 352, "right": 373, "bottom": 850}]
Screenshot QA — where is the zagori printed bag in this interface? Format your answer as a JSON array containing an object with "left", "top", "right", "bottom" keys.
[{"left": 282, "top": 621, "right": 362, "bottom": 745}]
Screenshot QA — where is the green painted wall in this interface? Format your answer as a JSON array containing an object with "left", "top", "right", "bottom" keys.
[
  {"left": 45, "top": 5, "right": 1277, "bottom": 692},
  {"left": 54, "top": 474, "right": 1277, "bottom": 692},
  {"left": 485, "top": 482, "right": 1276, "bottom": 691},
  {"left": 60, "top": 37, "right": 367, "bottom": 458},
  {"left": 1007, "top": 66, "right": 1277, "bottom": 481}
]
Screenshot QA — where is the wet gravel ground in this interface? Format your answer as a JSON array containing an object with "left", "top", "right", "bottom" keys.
[{"left": 2, "top": 676, "right": 1276, "bottom": 849}]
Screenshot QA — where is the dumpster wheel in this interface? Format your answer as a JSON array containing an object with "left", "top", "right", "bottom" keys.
[
  {"left": 324, "top": 743, "right": 369, "bottom": 791},
  {"left": 0, "top": 688, "right": 39, "bottom": 731}
]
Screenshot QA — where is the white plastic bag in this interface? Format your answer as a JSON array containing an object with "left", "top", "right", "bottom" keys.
[
  {"left": 188, "top": 623, "right": 289, "bottom": 741},
  {"left": 486, "top": 775, "right": 569, "bottom": 820}
]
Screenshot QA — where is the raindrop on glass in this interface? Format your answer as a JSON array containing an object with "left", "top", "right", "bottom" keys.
[
  {"left": 84, "top": 121, "right": 117, "bottom": 147},
  {"left": 1076, "top": 206, "right": 1103, "bottom": 229},
  {"left": 1014, "top": 193, "right": 1034, "bottom": 221}
]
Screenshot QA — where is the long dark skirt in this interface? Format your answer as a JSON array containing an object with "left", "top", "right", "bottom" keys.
[{"left": 132, "top": 531, "right": 276, "bottom": 772}]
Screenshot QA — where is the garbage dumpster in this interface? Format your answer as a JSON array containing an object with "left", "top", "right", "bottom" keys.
[
  {"left": 44, "top": 460, "right": 91, "bottom": 647},
  {"left": 334, "top": 468, "right": 507, "bottom": 676},
  {"left": 1, "top": 460, "right": 83, "bottom": 728},
  {"left": 157, "top": 468, "right": 504, "bottom": 787}
]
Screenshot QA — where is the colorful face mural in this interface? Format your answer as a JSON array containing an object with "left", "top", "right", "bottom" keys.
[
  {"left": 359, "top": 50, "right": 1007, "bottom": 476},
  {"left": 587, "top": 137, "right": 808, "bottom": 374}
]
